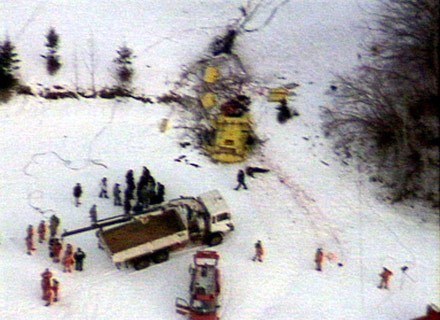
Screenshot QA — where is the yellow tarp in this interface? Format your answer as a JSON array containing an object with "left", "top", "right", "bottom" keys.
[
  {"left": 204, "top": 66, "right": 221, "bottom": 84},
  {"left": 268, "top": 87, "right": 289, "bottom": 102}
]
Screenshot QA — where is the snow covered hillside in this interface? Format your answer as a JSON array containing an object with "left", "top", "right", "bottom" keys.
[{"left": 1, "top": 1, "right": 438, "bottom": 320}]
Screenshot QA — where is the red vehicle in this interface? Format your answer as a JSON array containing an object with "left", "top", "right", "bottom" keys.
[
  {"left": 176, "top": 251, "right": 221, "bottom": 320},
  {"left": 412, "top": 304, "right": 440, "bottom": 320}
]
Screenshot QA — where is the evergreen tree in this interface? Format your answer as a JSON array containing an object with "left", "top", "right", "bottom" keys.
[
  {"left": 113, "top": 44, "right": 135, "bottom": 90},
  {"left": 0, "top": 38, "right": 20, "bottom": 90},
  {"left": 41, "top": 27, "right": 62, "bottom": 75}
]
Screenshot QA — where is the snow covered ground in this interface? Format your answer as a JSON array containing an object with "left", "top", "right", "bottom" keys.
[{"left": 0, "top": 1, "right": 438, "bottom": 319}]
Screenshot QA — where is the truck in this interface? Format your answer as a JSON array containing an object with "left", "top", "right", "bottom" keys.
[
  {"left": 176, "top": 250, "right": 222, "bottom": 320},
  {"left": 62, "top": 190, "right": 234, "bottom": 270}
]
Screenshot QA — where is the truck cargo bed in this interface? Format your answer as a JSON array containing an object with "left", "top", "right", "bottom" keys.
[{"left": 101, "top": 210, "right": 185, "bottom": 254}]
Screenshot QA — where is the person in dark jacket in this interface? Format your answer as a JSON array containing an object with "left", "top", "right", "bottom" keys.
[
  {"left": 113, "top": 183, "right": 122, "bottom": 206},
  {"left": 125, "top": 169, "right": 136, "bottom": 192},
  {"left": 99, "top": 177, "right": 109, "bottom": 198},
  {"left": 73, "top": 183, "right": 83, "bottom": 207},
  {"left": 74, "top": 248, "right": 86, "bottom": 271},
  {"left": 89, "top": 204, "right": 98, "bottom": 225},
  {"left": 49, "top": 214, "right": 60, "bottom": 237},
  {"left": 234, "top": 169, "right": 248, "bottom": 190},
  {"left": 123, "top": 198, "right": 132, "bottom": 216}
]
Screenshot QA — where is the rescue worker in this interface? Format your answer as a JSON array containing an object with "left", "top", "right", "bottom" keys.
[
  {"left": 252, "top": 240, "right": 264, "bottom": 262},
  {"left": 113, "top": 183, "right": 122, "bottom": 206},
  {"left": 74, "top": 248, "right": 86, "bottom": 271},
  {"left": 52, "top": 239, "right": 63, "bottom": 263},
  {"left": 89, "top": 204, "right": 98, "bottom": 225},
  {"left": 49, "top": 214, "right": 60, "bottom": 237},
  {"left": 51, "top": 278, "right": 60, "bottom": 302},
  {"left": 315, "top": 248, "right": 324, "bottom": 271},
  {"left": 25, "top": 235, "right": 36, "bottom": 255},
  {"left": 37, "top": 220, "right": 46, "bottom": 243},
  {"left": 40, "top": 268, "right": 53, "bottom": 304},
  {"left": 234, "top": 169, "right": 248, "bottom": 190},
  {"left": 62, "top": 245, "right": 75, "bottom": 273},
  {"left": 125, "top": 169, "right": 136, "bottom": 193},
  {"left": 378, "top": 267, "right": 393, "bottom": 289},
  {"left": 99, "top": 177, "right": 109, "bottom": 198},
  {"left": 27, "top": 224, "right": 34, "bottom": 239},
  {"left": 73, "top": 183, "right": 83, "bottom": 207}
]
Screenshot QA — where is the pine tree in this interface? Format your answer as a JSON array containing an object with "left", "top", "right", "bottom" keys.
[
  {"left": 0, "top": 38, "right": 20, "bottom": 90},
  {"left": 113, "top": 44, "right": 135, "bottom": 90},
  {"left": 41, "top": 27, "right": 62, "bottom": 75}
]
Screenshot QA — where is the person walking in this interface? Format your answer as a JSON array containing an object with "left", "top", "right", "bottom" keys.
[
  {"left": 52, "top": 239, "right": 63, "bottom": 263},
  {"left": 315, "top": 248, "right": 325, "bottom": 272},
  {"left": 37, "top": 220, "right": 47, "bottom": 243},
  {"left": 74, "top": 248, "right": 86, "bottom": 271},
  {"left": 252, "top": 240, "right": 264, "bottom": 262},
  {"left": 234, "top": 169, "right": 248, "bottom": 190},
  {"left": 378, "top": 267, "right": 393, "bottom": 289},
  {"left": 73, "top": 183, "right": 83, "bottom": 207}
]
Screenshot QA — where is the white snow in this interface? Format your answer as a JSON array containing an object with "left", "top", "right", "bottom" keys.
[{"left": 0, "top": 1, "right": 438, "bottom": 319}]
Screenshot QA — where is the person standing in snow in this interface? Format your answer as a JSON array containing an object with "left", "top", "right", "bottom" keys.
[
  {"left": 113, "top": 183, "right": 122, "bottom": 206},
  {"left": 73, "top": 183, "right": 83, "bottom": 207},
  {"left": 234, "top": 169, "right": 248, "bottom": 190},
  {"left": 25, "top": 225, "right": 36, "bottom": 255},
  {"left": 378, "top": 267, "right": 393, "bottom": 289},
  {"left": 252, "top": 240, "right": 264, "bottom": 262},
  {"left": 51, "top": 278, "right": 60, "bottom": 302},
  {"left": 41, "top": 268, "right": 54, "bottom": 306},
  {"left": 52, "top": 238, "right": 63, "bottom": 263},
  {"left": 37, "top": 220, "right": 47, "bottom": 243},
  {"left": 49, "top": 214, "right": 60, "bottom": 237},
  {"left": 315, "top": 248, "right": 325, "bottom": 271},
  {"left": 74, "top": 248, "right": 86, "bottom": 271},
  {"left": 99, "top": 177, "right": 109, "bottom": 198},
  {"left": 123, "top": 197, "right": 132, "bottom": 216},
  {"left": 125, "top": 169, "right": 136, "bottom": 193},
  {"left": 89, "top": 204, "right": 98, "bottom": 225},
  {"left": 62, "top": 244, "right": 75, "bottom": 273}
]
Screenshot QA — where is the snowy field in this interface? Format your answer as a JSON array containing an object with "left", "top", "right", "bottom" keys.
[{"left": 0, "top": 1, "right": 439, "bottom": 319}]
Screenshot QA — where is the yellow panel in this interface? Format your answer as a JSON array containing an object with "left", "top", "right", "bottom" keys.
[
  {"left": 201, "top": 93, "right": 217, "bottom": 109},
  {"left": 204, "top": 66, "right": 221, "bottom": 84},
  {"left": 268, "top": 87, "right": 289, "bottom": 102}
]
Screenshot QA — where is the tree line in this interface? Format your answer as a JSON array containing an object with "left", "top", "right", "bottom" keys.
[{"left": 323, "top": 0, "right": 439, "bottom": 207}]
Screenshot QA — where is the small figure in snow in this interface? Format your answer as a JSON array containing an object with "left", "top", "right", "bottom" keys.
[
  {"left": 99, "top": 177, "right": 109, "bottom": 198},
  {"left": 73, "top": 183, "right": 83, "bottom": 207},
  {"left": 113, "top": 183, "right": 122, "bottom": 206},
  {"left": 49, "top": 214, "right": 60, "bottom": 237},
  {"left": 52, "top": 238, "right": 63, "bottom": 263},
  {"left": 25, "top": 235, "right": 36, "bottom": 255},
  {"left": 315, "top": 248, "right": 325, "bottom": 271},
  {"left": 276, "top": 98, "right": 293, "bottom": 124},
  {"left": 125, "top": 169, "right": 136, "bottom": 192},
  {"left": 25, "top": 225, "right": 36, "bottom": 255},
  {"left": 234, "top": 169, "right": 248, "bottom": 190},
  {"left": 51, "top": 278, "right": 60, "bottom": 302},
  {"left": 74, "top": 248, "right": 86, "bottom": 271},
  {"left": 62, "top": 244, "right": 75, "bottom": 273},
  {"left": 27, "top": 224, "right": 35, "bottom": 239},
  {"left": 41, "top": 268, "right": 54, "bottom": 306},
  {"left": 89, "top": 204, "right": 98, "bottom": 225},
  {"left": 378, "top": 267, "right": 393, "bottom": 289},
  {"left": 245, "top": 166, "right": 270, "bottom": 178},
  {"left": 38, "top": 220, "right": 47, "bottom": 243},
  {"left": 252, "top": 240, "right": 264, "bottom": 262}
]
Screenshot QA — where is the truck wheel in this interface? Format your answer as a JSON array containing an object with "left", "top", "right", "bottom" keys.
[
  {"left": 207, "top": 233, "right": 223, "bottom": 246},
  {"left": 133, "top": 257, "right": 151, "bottom": 270},
  {"left": 152, "top": 250, "right": 169, "bottom": 264}
]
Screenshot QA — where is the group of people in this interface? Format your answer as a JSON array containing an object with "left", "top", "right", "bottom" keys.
[
  {"left": 73, "top": 167, "right": 167, "bottom": 222},
  {"left": 26, "top": 215, "right": 87, "bottom": 306},
  {"left": 251, "top": 243, "right": 394, "bottom": 289}
]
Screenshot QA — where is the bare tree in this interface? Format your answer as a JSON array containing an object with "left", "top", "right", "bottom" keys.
[{"left": 324, "top": 0, "right": 439, "bottom": 206}]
